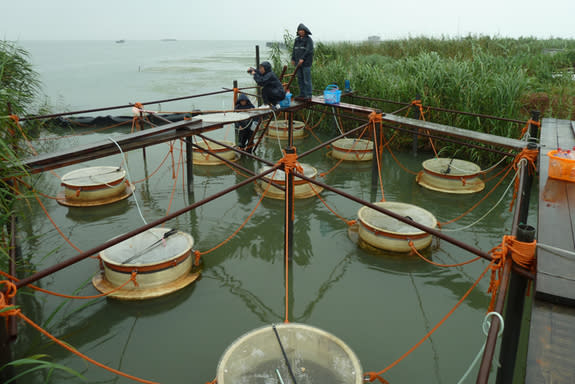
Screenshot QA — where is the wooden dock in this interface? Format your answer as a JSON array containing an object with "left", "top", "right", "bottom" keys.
[{"left": 526, "top": 118, "right": 575, "bottom": 383}]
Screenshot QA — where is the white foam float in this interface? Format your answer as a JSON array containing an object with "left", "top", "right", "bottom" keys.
[
  {"left": 216, "top": 323, "right": 363, "bottom": 384},
  {"left": 266, "top": 119, "right": 306, "bottom": 139},
  {"left": 192, "top": 140, "right": 238, "bottom": 165},
  {"left": 417, "top": 158, "right": 485, "bottom": 194},
  {"left": 58, "top": 166, "right": 134, "bottom": 207},
  {"left": 331, "top": 138, "right": 374, "bottom": 161},
  {"left": 92, "top": 227, "right": 199, "bottom": 300},
  {"left": 357, "top": 201, "right": 437, "bottom": 252},
  {"left": 256, "top": 163, "right": 323, "bottom": 199}
]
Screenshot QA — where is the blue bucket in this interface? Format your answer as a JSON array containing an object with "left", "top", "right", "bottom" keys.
[
  {"left": 324, "top": 84, "right": 341, "bottom": 104},
  {"left": 279, "top": 92, "right": 292, "bottom": 108}
]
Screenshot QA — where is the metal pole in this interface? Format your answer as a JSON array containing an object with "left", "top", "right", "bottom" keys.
[
  {"left": 255, "top": 45, "right": 262, "bottom": 106},
  {"left": 288, "top": 112, "right": 294, "bottom": 148},
  {"left": 495, "top": 140, "right": 538, "bottom": 383},
  {"left": 284, "top": 146, "right": 295, "bottom": 322},
  {"left": 15, "top": 165, "right": 282, "bottom": 289},
  {"left": 186, "top": 136, "right": 194, "bottom": 193},
  {"left": 477, "top": 155, "right": 533, "bottom": 383},
  {"left": 412, "top": 94, "right": 421, "bottom": 155},
  {"left": 370, "top": 115, "right": 380, "bottom": 200}
]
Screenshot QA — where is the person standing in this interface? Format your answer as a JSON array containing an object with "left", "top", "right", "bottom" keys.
[
  {"left": 291, "top": 23, "right": 314, "bottom": 100},
  {"left": 248, "top": 61, "right": 286, "bottom": 108},
  {"left": 234, "top": 93, "right": 257, "bottom": 152}
]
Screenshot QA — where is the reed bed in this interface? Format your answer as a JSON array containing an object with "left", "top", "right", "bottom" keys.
[{"left": 289, "top": 36, "right": 575, "bottom": 162}]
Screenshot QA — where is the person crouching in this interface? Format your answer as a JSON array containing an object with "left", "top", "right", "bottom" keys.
[{"left": 248, "top": 61, "right": 286, "bottom": 109}]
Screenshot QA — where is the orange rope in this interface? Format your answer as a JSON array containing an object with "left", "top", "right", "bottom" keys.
[
  {"left": 382, "top": 132, "right": 419, "bottom": 175},
  {"left": 33, "top": 193, "right": 83, "bottom": 253},
  {"left": 310, "top": 183, "right": 356, "bottom": 226},
  {"left": 0, "top": 270, "right": 138, "bottom": 299},
  {"left": 364, "top": 262, "right": 492, "bottom": 382},
  {"left": 408, "top": 241, "right": 482, "bottom": 267},
  {"left": 509, "top": 147, "right": 539, "bottom": 212},
  {"left": 195, "top": 168, "right": 274, "bottom": 258},
  {"left": 370, "top": 112, "right": 385, "bottom": 201},
  {"left": 0, "top": 280, "right": 158, "bottom": 384},
  {"left": 133, "top": 146, "right": 172, "bottom": 183},
  {"left": 410, "top": 100, "right": 439, "bottom": 157},
  {"left": 487, "top": 235, "right": 536, "bottom": 311}
]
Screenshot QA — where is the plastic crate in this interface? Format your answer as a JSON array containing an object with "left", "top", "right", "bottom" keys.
[
  {"left": 548, "top": 149, "right": 575, "bottom": 182},
  {"left": 324, "top": 84, "right": 341, "bottom": 104}
]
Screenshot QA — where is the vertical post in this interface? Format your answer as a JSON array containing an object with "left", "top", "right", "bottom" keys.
[
  {"left": 288, "top": 112, "right": 294, "bottom": 148},
  {"left": 186, "top": 136, "right": 194, "bottom": 194},
  {"left": 283, "top": 146, "right": 295, "bottom": 322},
  {"left": 255, "top": 45, "right": 262, "bottom": 106},
  {"left": 412, "top": 94, "right": 421, "bottom": 155},
  {"left": 370, "top": 110, "right": 381, "bottom": 200},
  {"left": 528, "top": 110, "right": 541, "bottom": 144},
  {"left": 495, "top": 141, "right": 538, "bottom": 384},
  {"left": 233, "top": 80, "right": 239, "bottom": 146}
]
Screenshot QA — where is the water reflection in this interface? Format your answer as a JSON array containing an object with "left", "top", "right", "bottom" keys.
[{"left": 65, "top": 200, "right": 130, "bottom": 223}]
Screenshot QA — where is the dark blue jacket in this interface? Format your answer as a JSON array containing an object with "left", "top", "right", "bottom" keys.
[
  {"left": 291, "top": 24, "right": 314, "bottom": 67},
  {"left": 234, "top": 94, "right": 255, "bottom": 129},
  {"left": 252, "top": 61, "right": 286, "bottom": 105}
]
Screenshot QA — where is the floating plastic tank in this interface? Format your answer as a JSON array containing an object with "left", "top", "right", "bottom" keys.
[
  {"left": 417, "top": 158, "right": 485, "bottom": 194},
  {"left": 257, "top": 163, "right": 322, "bottom": 199},
  {"left": 192, "top": 140, "right": 238, "bottom": 165},
  {"left": 92, "top": 228, "right": 199, "bottom": 300},
  {"left": 58, "top": 166, "right": 133, "bottom": 207},
  {"left": 331, "top": 138, "right": 374, "bottom": 161},
  {"left": 357, "top": 201, "right": 437, "bottom": 252},
  {"left": 267, "top": 119, "right": 306, "bottom": 139},
  {"left": 216, "top": 323, "right": 363, "bottom": 384}
]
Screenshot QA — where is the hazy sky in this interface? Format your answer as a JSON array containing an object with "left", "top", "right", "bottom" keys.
[{"left": 2, "top": 0, "right": 574, "bottom": 41}]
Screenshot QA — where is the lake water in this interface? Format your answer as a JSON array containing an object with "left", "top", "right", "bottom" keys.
[{"left": 10, "top": 40, "right": 535, "bottom": 383}]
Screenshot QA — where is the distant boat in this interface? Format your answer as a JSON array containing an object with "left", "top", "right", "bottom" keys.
[
  {"left": 367, "top": 35, "right": 381, "bottom": 42},
  {"left": 161, "top": 38, "right": 177, "bottom": 42},
  {"left": 115, "top": 40, "right": 125, "bottom": 44},
  {"left": 266, "top": 41, "right": 286, "bottom": 48}
]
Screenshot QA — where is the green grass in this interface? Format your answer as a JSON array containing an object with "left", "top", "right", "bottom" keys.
[{"left": 271, "top": 36, "right": 575, "bottom": 163}]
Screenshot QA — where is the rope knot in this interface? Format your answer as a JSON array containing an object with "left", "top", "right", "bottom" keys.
[
  {"left": 0, "top": 280, "right": 20, "bottom": 318},
  {"left": 193, "top": 250, "right": 202, "bottom": 266},
  {"left": 129, "top": 271, "right": 139, "bottom": 287},
  {"left": 279, "top": 150, "right": 303, "bottom": 174},
  {"left": 509, "top": 147, "right": 539, "bottom": 211},
  {"left": 364, "top": 372, "right": 390, "bottom": 383},
  {"left": 368, "top": 111, "right": 383, "bottom": 124},
  {"left": 9, "top": 114, "right": 19, "bottom": 123}
]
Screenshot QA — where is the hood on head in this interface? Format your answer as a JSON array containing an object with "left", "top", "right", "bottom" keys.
[
  {"left": 297, "top": 23, "right": 312, "bottom": 35},
  {"left": 260, "top": 61, "right": 272, "bottom": 73},
  {"left": 237, "top": 93, "right": 250, "bottom": 102}
]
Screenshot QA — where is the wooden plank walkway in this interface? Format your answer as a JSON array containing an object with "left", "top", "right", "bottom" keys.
[{"left": 526, "top": 117, "right": 575, "bottom": 383}]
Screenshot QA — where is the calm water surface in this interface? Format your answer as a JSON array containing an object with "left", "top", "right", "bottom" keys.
[{"left": 12, "top": 41, "right": 536, "bottom": 383}]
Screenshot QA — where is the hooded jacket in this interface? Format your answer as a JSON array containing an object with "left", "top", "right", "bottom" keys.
[
  {"left": 291, "top": 23, "right": 314, "bottom": 67},
  {"left": 252, "top": 61, "right": 286, "bottom": 105},
  {"left": 234, "top": 93, "right": 255, "bottom": 128}
]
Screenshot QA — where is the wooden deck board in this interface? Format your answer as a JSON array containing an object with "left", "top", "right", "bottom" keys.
[
  {"left": 536, "top": 118, "right": 575, "bottom": 303},
  {"left": 527, "top": 118, "right": 575, "bottom": 384},
  {"left": 526, "top": 301, "right": 575, "bottom": 383}
]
